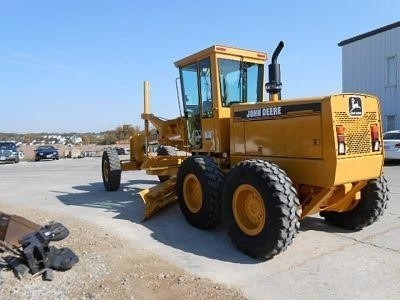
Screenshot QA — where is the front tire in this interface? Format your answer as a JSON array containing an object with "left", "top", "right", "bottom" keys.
[
  {"left": 222, "top": 160, "right": 300, "bottom": 259},
  {"left": 320, "top": 176, "right": 389, "bottom": 230},
  {"left": 102, "top": 148, "right": 122, "bottom": 191},
  {"left": 176, "top": 156, "right": 224, "bottom": 229}
]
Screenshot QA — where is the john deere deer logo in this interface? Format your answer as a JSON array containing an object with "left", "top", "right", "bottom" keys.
[{"left": 349, "top": 97, "right": 362, "bottom": 116}]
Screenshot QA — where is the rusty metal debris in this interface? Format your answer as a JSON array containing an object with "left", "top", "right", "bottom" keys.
[
  {"left": 0, "top": 212, "right": 41, "bottom": 247},
  {"left": 0, "top": 211, "right": 78, "bottom": 281}
]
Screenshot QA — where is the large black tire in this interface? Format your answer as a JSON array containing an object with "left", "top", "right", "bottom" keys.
[
  {"left": 222, "top": 159, "right": 300, "bottom": 259},
  {"left": 157, "top": 145, "right": 177, "bottom": 182},
  {"left": 320, "top": 176, "right": 389, "bottom": 230},
  {"left": 176, "top": 155, "right": 224, "bottom": 229},
  {"left": 102, "top": 148, "right": 122, "bottom": 191}
]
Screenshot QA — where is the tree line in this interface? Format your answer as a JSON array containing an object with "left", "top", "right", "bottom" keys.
[
  {"left": 0, "top": 124, "right": 143, "bottom": 145},
  {"left": 94, "top": 124, "right": 143, "bottom": 145}
]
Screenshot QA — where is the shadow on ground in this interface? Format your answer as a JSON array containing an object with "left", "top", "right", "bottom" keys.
[
  {"left": 55, "top": 179, "right": 257, "bottom": 264},
  {"left": 55, "top": 180, "right": 149, "bottom": 222},
  {"left": 55, "top": 179, "right": 349, "bottom": 263},
  {"left": 300, "top": 216, "right": 353, "bottom": 234}
]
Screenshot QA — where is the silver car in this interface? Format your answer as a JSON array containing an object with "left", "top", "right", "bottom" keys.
[
  {"left": 383, "top": 130, "right": 400, "bottom": 160},
  {"left": 0, "top": 141, "right": 20, "bottom": 163}
]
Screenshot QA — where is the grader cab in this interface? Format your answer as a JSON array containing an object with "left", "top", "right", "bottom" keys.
[{"left": 101, "top": 42, "right": 389, "bottom": 259}]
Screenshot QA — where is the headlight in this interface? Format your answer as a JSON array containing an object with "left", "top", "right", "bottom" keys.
[
  {"left": 39, "top": 152, "right": 43, "bottom": 155},
  {"left": 53, "top": 152, "right": 57, "bottom": 155}
]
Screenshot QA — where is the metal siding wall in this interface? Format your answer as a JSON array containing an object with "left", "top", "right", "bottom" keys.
[{"left": 342, "top": 27, "right": 400, "bottom": 130}]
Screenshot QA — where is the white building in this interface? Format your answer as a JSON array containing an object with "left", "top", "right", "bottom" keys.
[{"left": 339, "top": 21, "right": 400, "bottom": 131}]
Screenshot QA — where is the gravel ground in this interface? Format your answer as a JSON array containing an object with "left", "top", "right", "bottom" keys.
[
  {"left": 1, "top": 159, "right": 399, "bottom": 299},
  {"left": 0, "top": 203, "right": 245, "bottom": 300}
]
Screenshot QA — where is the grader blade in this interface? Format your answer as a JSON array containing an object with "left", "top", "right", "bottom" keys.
[{"left": 139, "top": 178, "right": 178, "bottom": 220}]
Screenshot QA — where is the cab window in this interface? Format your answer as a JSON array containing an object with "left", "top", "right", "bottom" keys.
[
  {"left": 199, "top": 58, "right": 213, "bottom": 117},
  {"left": 218, "top": 58, "right": 263, "bottom": 106},
  {"left": 180, "top": 63, "right": 199, "bottom": 116},
  {"left": 180, "top": 58, "right": 213, "bottom": 149},
  {"left": 180, "top": 58, "right": 213, "bottom": 118}
]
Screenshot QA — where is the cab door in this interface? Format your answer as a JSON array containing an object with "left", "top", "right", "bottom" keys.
[{"left": 180, "top": 58, "right": 213, "bottom": 150}]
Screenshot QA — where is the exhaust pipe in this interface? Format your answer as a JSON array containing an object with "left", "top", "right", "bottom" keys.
[{"left": 266, "top": 41, "right": 284, "bottom": 101}]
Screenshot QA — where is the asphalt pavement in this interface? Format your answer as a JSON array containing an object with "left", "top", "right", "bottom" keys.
[{"left": 0, "top": 157, "right": 399, "bottom": 299}]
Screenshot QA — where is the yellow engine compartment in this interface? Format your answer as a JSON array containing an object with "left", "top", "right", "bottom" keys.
[{"left": 229, "top": 93, "right": 384, "bottom": 188}]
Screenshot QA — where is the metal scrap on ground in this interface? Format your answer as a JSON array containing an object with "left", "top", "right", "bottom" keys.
[{"left": 0, "top": 212, "right": 78, "bottom": 281}]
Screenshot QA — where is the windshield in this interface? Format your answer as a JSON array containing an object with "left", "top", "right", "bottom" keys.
[
  {"left": 383, "top": 132, "right": 400, "bottom": 140},
  {"left": 38, "top": 146, "right": 56, "bottom": 151},
  {"left": 218, "top": 58, "right": 263, "bottom": 106},
  {"left": 0, "top": 142, "right": 16, "bottom": 149}
]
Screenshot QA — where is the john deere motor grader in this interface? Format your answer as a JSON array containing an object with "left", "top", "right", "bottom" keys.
[{"left": 102, "top": 42, "right": 389, "bottom": 259}]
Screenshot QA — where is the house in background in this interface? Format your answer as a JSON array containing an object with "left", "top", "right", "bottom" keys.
[{"left": 339, "top": 21, "right": 400, "bottom": 131}]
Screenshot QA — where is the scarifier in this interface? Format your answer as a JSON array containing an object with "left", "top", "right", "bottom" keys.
[{"left": 101, "top": 42, "right": 389, "bottom": 259}]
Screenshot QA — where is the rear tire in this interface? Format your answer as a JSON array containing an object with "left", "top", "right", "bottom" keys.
[
  {"left": 222, "top": 159, "right": 300, "bottom": 259},
  {"left": 176, "top": 156, "right": 224, "bottom": 229},
  {"left": 102, "top": 148, "right": 122, "bottom": 191},
  {"left": 320, "top": 176, "right": 389, "bottom": 230},
  {"left": 157, "top": 145, "right": 177, "bottom": 182}
]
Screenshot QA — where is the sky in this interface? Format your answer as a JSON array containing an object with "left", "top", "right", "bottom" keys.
[{"left": 0, "top": 0, "right": 399, "bottom": 133}]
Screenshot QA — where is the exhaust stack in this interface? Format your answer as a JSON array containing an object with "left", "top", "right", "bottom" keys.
[{"left": 266, "top": 41, "right": 284, "bottom": 102}]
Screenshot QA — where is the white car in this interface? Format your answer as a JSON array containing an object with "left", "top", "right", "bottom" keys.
[{"left": 383, "top": 130, "right": 400, "bottom": 160}]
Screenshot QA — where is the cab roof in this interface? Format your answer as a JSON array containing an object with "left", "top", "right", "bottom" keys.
[{"left": 174, "top": 45, "right": 267, "bottom": 68}]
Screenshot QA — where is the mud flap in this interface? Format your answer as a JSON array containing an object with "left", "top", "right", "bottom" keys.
[{"left": 139, "top": 178, "right": 178, "bottom": 220}]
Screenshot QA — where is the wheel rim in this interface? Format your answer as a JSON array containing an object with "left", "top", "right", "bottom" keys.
[
  {"left": 233, "top": 184, "right": 266, "bottom": 236},
  {"left": 183, "top": 174, "right": 202, "bottom": 213},
  {"left": 102, "top": 159, "right": 110, "bottom": 182}
]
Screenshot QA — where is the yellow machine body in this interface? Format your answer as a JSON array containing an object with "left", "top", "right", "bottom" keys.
[
  {"left": 101, "top": 42, "right": 389, "bottom": 259},
  {"left": 116, "top": 44, "right": 384, "bottom": 220},
  {"left": 229, "top": 94, "right": 383, "bottom": 187}
]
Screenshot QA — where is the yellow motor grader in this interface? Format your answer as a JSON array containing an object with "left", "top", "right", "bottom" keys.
[{"left": 101, "top": 42, "right": 389, "bottom": 259}]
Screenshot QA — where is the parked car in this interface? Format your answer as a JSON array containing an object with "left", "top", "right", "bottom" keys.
[
  {"left": 35, "top": 145, "right": 59, "bottom": 161},
  {"left": 0, "top": 141, "right": 20, "bottom": 163},
  {"left": 383, "top": 130, "right": 400, "bottom": 160}
]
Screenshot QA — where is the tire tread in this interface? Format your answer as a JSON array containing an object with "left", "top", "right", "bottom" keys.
[
  {"left": 102, "top": 148, "right": 122, "bottom": 191},
  {"left": 177, "top": 156, "right": 224, "bottom": 229},
  {"left": 321, "top": 176, "right": 389, "bottom": 230},
  {"left": 223, "top": 159, "right": 300, "bottom": 259}
]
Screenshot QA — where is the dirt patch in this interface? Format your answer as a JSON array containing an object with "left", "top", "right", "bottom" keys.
[{"left": 0, "top": 203, "right": 245, "bottom": 299}]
